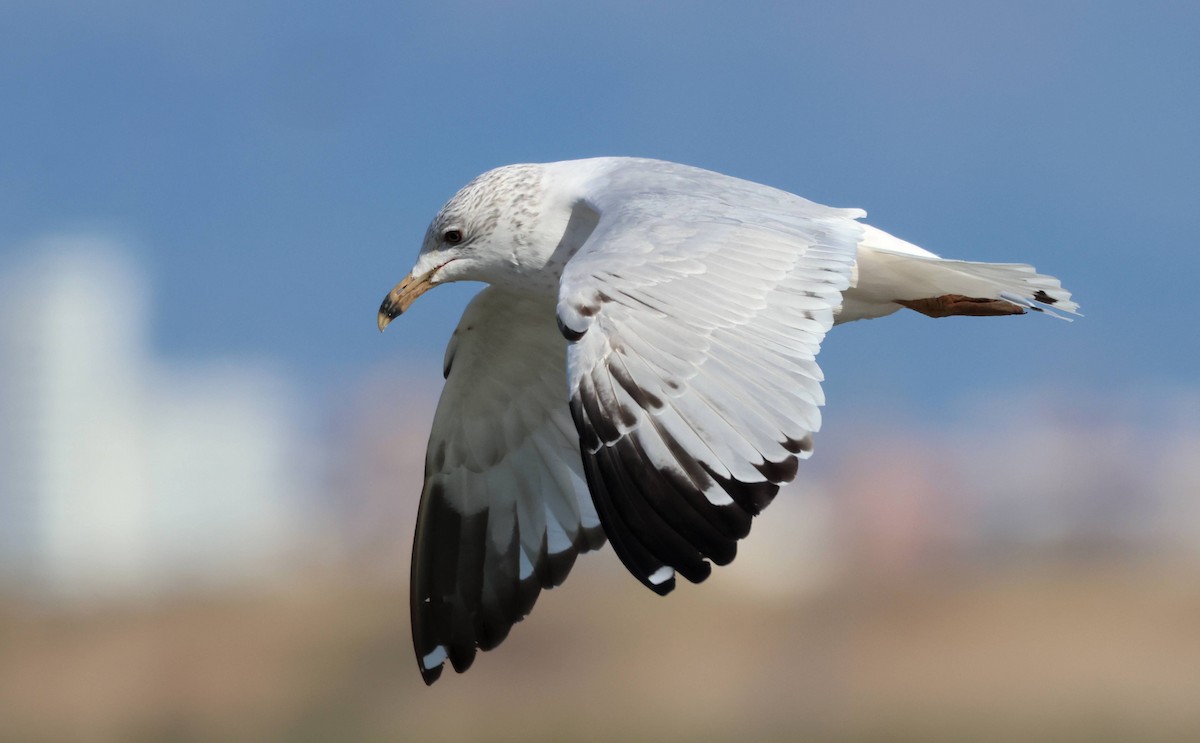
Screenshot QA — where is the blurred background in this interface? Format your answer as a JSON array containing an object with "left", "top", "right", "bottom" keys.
[{"left": 2, "top": 2, "right": 1199, "bottom": 741}]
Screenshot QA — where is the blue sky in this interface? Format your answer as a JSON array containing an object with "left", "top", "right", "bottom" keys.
[{"left": 2, "top": 1, "right": 1197, "bottom": 417}]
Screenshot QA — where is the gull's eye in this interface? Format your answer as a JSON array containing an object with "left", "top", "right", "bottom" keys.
[{"left": 443, "top": 229, "right": 463, "bottom": 245}]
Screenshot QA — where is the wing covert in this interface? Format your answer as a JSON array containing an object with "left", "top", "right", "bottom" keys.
[{"left": 557, "top": 163, "right": 862, "bottom": 593}]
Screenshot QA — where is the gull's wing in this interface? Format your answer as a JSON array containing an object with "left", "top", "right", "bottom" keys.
[
  {"left": 411, "top": 286, "right": 603, "bottom": 684},
  {"left": 556, "top": 160, "right": 863, "bottom": 593}
]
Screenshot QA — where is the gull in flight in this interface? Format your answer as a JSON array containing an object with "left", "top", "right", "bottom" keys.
[{"left": 377, "top": 157, "right": 1077, "bottom": 684}]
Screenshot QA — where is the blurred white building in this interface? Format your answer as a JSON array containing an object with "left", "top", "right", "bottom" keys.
[{"left": 0, "top": 237, "right": 315, "bottom": 600}]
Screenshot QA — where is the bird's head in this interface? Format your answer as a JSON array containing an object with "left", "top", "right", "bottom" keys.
[{"left": 377, "top": 163, "right": 554, "bottom": 332}]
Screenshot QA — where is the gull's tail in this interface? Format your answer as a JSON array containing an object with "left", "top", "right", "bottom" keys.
[{"left": 839, "top": 225, "right": 1080, "bottom": 323}]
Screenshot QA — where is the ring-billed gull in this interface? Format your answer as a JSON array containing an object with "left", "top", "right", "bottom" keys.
[{"left": 377, "top": 157, "right": 1077, "bottom": 683}]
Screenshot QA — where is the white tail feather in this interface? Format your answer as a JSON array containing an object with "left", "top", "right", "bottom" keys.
[{"left": 841, "top": 225, "right": 1080, "bottom": 323}]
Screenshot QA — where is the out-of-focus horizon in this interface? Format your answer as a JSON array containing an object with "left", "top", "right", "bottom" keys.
[
  {"left": 2, "top": 2, "right": 1199, "bottom": 741},
  {"left": 5, "top": 238, "right": 1200, "bottom": 741}
]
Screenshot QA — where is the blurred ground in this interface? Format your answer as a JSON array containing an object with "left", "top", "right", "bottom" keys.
[{"left": 3, "top": 556, "right": 1199, "bottom": 743}]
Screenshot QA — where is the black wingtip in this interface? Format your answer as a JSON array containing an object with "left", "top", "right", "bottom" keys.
[
  {"left": 448, "top": 645, "right": 477, "bottom": 674},
  {"left": 419, "top": 661, "right": 444, "bottom": 686}
]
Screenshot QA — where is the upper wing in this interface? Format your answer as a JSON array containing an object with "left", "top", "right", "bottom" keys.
[
  {"left": 556, "top": 160, "right": 863, "bottom": 593},
  {"left": 411, "top": 286, "right": 604, "bottom": 684}
]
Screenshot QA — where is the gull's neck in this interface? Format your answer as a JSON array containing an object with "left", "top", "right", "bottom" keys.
[{"left": 484, "top": 159, "right": 611, "bottom": 293}]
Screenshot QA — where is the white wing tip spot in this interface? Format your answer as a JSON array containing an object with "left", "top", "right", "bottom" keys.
[
  {"left": 703, "top": 484, "right": 734, "bottom": 506},
  {"left": 422, "top": 645, "right": 448, "bottom": 670},
  {"left": 648, "top": 565, "right": 675, "bottom": 585}
]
